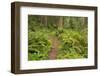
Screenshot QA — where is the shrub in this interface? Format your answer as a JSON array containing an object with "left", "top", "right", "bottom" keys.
[
  {"left": 28, "top": 30, "right": 52, "bottom": 60},
  {"left": 57, "top": 29, "right": 88, "bottom": 59}
]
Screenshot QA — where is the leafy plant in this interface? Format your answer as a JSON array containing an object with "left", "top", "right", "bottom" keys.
[
  {"left": 28, "top": 15, "right": 88, "bottom": 60},
  {"left": 57, "top": 29, "right": 88, "bottom": 59},
  {"left": 28, "top": 30, "right": 52, "bottom": 60}
]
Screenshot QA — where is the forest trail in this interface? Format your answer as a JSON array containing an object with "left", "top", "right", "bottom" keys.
[{"left": 48, "top": 36, "right": 59, "bottom": 59}]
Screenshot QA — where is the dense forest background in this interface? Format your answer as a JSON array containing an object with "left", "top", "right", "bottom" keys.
[{"left": 28, "top": 15, "right": 88, "bottom": 61}]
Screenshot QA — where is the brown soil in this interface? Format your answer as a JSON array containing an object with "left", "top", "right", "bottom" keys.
[{"left": 48, "top": 36, "right": 59, "bottom": 59}]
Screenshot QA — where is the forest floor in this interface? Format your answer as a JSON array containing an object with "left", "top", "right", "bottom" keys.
[{"left": 48, "top": 36, "right": 59, "bottom": 59}]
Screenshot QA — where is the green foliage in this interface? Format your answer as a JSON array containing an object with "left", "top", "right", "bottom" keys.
[
  {"left": 28, "top": 30, "right": 52, "bottom": 60},
  {"left": 57, "top": 29, "right": 88, "bottom": 59},
  {"left": 63, "top": 17, "right": 87, "bottom": 30},
  {"left": 28, "top": 15, "right": 88, "bottom": 61}
]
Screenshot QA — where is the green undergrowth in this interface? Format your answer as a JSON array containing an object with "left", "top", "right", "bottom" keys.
[{"left": 28, "top": 27, "right": 88, "bottom": 60}]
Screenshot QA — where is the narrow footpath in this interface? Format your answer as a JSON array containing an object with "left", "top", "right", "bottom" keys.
[{"left": 48, "top": 36, "right": 59, "bottom": 59}]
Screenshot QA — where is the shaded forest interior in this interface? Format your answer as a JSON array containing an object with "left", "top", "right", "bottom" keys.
[{"left": 28, "top": 15, "right": 88, "bottom": 61}]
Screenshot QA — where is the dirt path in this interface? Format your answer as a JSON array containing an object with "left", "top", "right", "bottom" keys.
[{"left": 48, "top": 36, "right": 59, "bottom": 59}]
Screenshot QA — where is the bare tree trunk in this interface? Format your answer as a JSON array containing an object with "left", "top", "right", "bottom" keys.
[
  {"left": 58, "top": 16, "right": 63, "bottom": 28},
  {"left": 40, "top": 16, "right": 43, "bottom": 26},
  {"left": 44, "top": 16, "right": 48, "bottom": 26}
]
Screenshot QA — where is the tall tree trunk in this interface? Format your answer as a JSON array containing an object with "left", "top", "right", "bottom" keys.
[
  {"left": 58, "top": 16, "right": 63, "bottom": 28},
  {"left": 40, "top": 16, "right": 43, "bottom": 26},
  {"left": 44, "top": 16, "right": 48, "bottom": 26},
  {"left": 69, "top": 17, "right": 74, "bottom": 29},
  {"left": 84, "top": 17, "right": 88, "bottom": 27},
  {"left": 81, "top": 17, "right": 87, "bottom": 29}
]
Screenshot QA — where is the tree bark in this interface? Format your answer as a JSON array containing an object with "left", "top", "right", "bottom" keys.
[
  {"left": 40, "top": 16, "right": 43, "bottom": 26},
  {"left": 58, "top": 16, "right": 63, "bottom": 28},
  {"left": 44, "top": 16, "right": 48, "bottom": 26}
]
